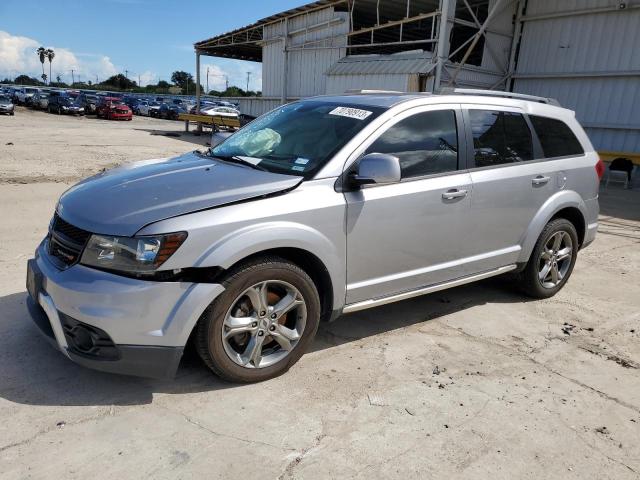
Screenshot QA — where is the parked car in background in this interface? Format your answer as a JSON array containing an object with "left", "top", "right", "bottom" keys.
[
  {"left": 123, "top": 96, "right": 141, "bottom": 112},
  {"left": 25, "top": 90, "right": 42, "bottom": 108},
  {"left": 15, "top": 87, "right": 39, "bottom": 105},
  {"left": 201, "top": 105, "right": 240, "bottom": 118},
  {"left": 78, "top": 94, "right": 98, "bottom": 114},
  {"left": 158, "top": 103, "right": 189, "bottom": 120},
  {"left": 0, "top": 95, "right": 15, "bottom": 115},
  {"left": 32, "top": 91, "right": 51, "bottom": 110},
  {"left": 148, "top": 102, "right": 162, "bottom": 118},
  {"left": 96, "top": 97, "right": 132, "bottom": 120},
  {"left": 48, "top": 96, "right": 85, "bottom": 115},
  {"left": 133, "top": 100, "right": 149, "bottom": 115},
  {"left": 135, "top": 100, "right": 151, "bottom": 116}
]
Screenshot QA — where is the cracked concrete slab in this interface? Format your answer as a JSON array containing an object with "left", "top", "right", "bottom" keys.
[{"left": 0, "top": 110, "right": 639, "bottom": 479}]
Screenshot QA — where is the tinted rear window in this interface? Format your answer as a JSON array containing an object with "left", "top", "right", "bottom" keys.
[
  {"left": 530, "top": 115, "right": 584, "bottom": 158},
  {"left": 469, "top": 110, "right": 533, "bottom": 167}
]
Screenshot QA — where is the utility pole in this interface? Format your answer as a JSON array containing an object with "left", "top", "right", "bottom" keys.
[
  {"left": 138, "top": 74, "right": 141, "bottom": 86},
  {"left": 246, "top": 71, "right": 251, "bottom": 92},
  {"left": 70, "top": 69, "right": 75, "bottom": 85},
  {"left": 124, "top": 69, "right": 129, "bottom": 79},
  {"left": 206, "top": 67, "right": 209, "bottom": 94}
]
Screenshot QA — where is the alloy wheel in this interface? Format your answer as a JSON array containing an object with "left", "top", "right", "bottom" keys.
[
  {"left": 538, "top": 231, "right": 573, "bottom": 288},
  {"left": 221, "top": 280, "right": 307, "bottom": 368}
]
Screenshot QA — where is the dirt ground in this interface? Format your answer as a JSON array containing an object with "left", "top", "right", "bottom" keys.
[{"left": 1, "top": 107, "right": 639, "bottom": 479}]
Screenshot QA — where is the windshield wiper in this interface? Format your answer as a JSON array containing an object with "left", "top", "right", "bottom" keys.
[
  {"left": 212, "top": 154, "right": 269, "bottom": 172},
  {"left": 262, "top": 153, "right": 298, "bottom": 160}
]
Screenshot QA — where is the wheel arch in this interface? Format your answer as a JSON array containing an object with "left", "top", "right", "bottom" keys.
[
  {"left": 191, "top": 222, "right": 345, "bottom": 318},
  {"left": 518, "top": 190, "right": 588, "bottom": 264},
  {"left": 223, "top": 247, "right": 336, "bottom": 323}
]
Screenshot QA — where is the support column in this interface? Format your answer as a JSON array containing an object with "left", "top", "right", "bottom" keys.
[
  {"left": 281, "top": 19, "right": 289, "bottom": 104},
  {"left": 434, "top": 0, "right": 453, "bottom": 92},
  {"left": 195, "top": 51, "right": 201, "bottom": 112},
  {"left": 506, "top": 0, "right": 525, "bottom": 91}
]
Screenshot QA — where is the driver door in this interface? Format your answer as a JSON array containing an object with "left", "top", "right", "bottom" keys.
[{"left": 344, "top": 105, "right": 474, "bottom": 305}]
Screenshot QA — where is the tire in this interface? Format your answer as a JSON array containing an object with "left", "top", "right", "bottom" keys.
[
  {"left": 195, "top": 256, "right": 321, "bottom": 383},
  {"left": 519, "top": 218, "right": 579, "bottom": 299},
  {"left": 10, "top": 111, "right": 14, "bottom": 116}
]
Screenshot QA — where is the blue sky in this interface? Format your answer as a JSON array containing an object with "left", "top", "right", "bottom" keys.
[{"left": 0, "top": 0, "right": 305, "bottom": 90}]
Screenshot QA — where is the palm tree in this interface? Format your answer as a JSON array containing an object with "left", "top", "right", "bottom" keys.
[
  {"left": 36, "top": 47, "right": 46, "bottom": 79},
  {"left": 45, "top": 49, "right": 55, "bottom": 86}
]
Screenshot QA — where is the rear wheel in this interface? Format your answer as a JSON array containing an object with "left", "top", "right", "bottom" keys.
[
  {"left": 519, "top": 218, "right": 579, "bottom": 298},
  {"left": 195, "top": 257, "right": 321, "bottom": 383}
]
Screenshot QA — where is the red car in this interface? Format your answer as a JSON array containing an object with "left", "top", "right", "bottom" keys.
[{"left": 96, "top": 97, "right": 132, "bottom": 120}]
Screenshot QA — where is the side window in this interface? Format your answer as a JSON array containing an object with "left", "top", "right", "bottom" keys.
[
  {"left": 469, "top": 110, "right": 533, "bottom": 167},
  {"left": 366, "top": 110, "right": 458, "bottom": 179},
  {"left": 529, "top": 115, "right": 584, "bottom": 158}
]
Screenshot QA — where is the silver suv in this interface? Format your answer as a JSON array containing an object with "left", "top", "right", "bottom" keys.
[{"left": 26, "top": 89, "right": 602, "bottom": 382}]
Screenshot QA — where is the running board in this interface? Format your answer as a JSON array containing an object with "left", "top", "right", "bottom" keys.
[{"left": 342, "top": 265, "right": 517, "bottom": 314}]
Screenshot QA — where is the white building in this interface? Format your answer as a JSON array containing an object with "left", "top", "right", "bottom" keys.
[{"left": 195, "top": 0, "right": 640, "bottom": 159}]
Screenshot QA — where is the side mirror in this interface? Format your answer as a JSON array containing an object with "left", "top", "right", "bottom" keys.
[{"left": 350, "top": 153, "right": 401, "bottom": 188}]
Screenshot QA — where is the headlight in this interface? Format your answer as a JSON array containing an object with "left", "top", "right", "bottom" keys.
[
  {"left": 62, "top": 106, "right": 68, "bottom": 110},
  {"left": 80, "top": 232, "right": 187, "bottom": 274}
]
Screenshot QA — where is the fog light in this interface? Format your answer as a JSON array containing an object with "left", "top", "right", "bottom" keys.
[{"left": 72, "top": 326, "right": 95, "bottom": 352}]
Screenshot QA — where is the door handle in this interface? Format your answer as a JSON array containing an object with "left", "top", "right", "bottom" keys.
[
  {"left": 532, "top": 175, "right": 551, "bottom": 186},
  {"left": 442, "top": 188, "right": 468, "bottom": 200}
]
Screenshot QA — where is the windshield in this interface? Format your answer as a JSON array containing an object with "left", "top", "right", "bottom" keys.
[
  {"left": 210, "top": 101, "right": 383, "bottom": 178},
  {"left": 0, "top": 95, "right": 9, "bottom": 103}
]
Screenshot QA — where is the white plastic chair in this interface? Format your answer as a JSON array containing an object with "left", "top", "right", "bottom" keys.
[{"left": 605, "top": 170, "right": 629, "bottom": 189}]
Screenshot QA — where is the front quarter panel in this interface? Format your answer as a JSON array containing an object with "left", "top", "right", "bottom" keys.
[{"left": 137, "top": 178, "right": 347, "bottom": 311}]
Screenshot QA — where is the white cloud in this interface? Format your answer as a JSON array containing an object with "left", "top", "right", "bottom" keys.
[
  {"left": 137, "top": 70, "right": 157, "bottom": 87},
  {"left": 0, "top": 30, "right": 118, "bottom": 83},
  {"left": 201, "top": 60, "right": 262, "bottom": 93}
]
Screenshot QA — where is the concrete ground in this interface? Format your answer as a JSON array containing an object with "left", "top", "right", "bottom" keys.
[{"left": 0, "top": 108, "right": 639, "bottom": 479}]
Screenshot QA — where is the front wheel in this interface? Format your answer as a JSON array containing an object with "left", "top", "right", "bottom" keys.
[
  {"left": 518, "top": 218, "right": 579, "bottom": 298},
  {"left": 195, "top": 257, "right": 321, "bottom": 383}
]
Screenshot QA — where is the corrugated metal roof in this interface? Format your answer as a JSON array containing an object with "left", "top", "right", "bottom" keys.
[
  {"left": 195, "top": 0, "right": 344, "bottom": 48},
  {"left": 326, "top": 53, "right": 434, "bottom": 76}
]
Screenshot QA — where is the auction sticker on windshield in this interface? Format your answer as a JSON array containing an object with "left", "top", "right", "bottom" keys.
[{"left": 329, "top": 107, "right": 373, "bottom": 120}]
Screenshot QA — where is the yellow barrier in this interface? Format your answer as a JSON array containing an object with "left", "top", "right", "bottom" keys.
[
  {"left": 177, "top": 113, "right": 240, "bottom": 132},
  {"left": 598, "top": 150, "right": 640, "bottom": 166}
]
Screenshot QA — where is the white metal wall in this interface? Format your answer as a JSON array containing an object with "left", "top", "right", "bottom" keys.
[
  {"left": 513, "top": 0, "right": 640, "bottom": 152},
  {"left": 326, "top": 73, "right": 418, "bottom": 94},
  {"left": 262, "top": 7, "right": 348, "bottom": 98}
]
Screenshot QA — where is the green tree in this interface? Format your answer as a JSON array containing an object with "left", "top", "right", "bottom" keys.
[
  {"left": 101, "top": 73, "right": 137, "bottom": 90},
  {"left": 14, "top": 75, "right": 44, "bottom": 86},
  {"left": 36, "top": 47, "right": 46, "bottom": 79},
  {"left": 45, "top": 49, "right": 55, "bottom": 85},
  {"left": 170, "top": 71, "right": 202, "bottom": 94}
]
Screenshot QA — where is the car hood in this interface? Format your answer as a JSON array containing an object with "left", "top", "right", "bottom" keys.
[{"left": 57, "top": 152, "right": 303, "bottom": 236}]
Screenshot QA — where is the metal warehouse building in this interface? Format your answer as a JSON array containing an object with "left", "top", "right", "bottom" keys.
[{"left": 194, "top": 0, "right": 640, "bottom": 159}]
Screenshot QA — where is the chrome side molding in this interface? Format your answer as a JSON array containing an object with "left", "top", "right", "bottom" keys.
[{"left": 342, "top": 264, "right": 517, "bottom": 314}]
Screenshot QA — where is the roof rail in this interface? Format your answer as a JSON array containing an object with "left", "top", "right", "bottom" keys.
[
  {"left": 437, "top": 87, "right": 561, "bottom": 106},
  {"left": 344, "top": 89, "right": 405, "bottom": 95}
]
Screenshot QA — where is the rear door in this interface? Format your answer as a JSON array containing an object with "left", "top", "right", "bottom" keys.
[
  {"left": 344, "top": 105, "right": 475, "bottom": 304},
  {"left": 462, "top": 105, "right": 558, "bottom": 272}
]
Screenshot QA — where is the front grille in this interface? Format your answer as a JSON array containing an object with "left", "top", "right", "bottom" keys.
[{"left": 48, "top": 213, "right": 91, "bottom": 267}]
